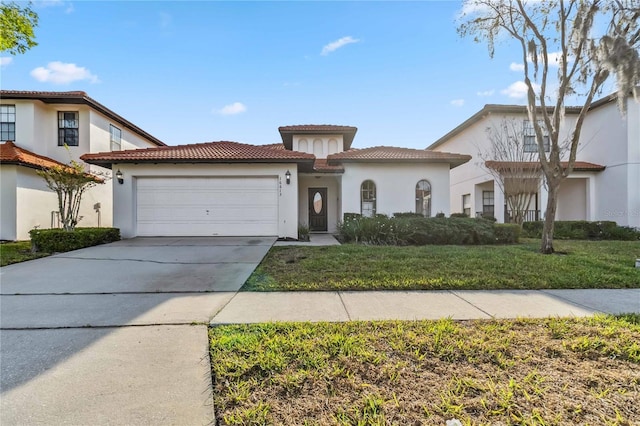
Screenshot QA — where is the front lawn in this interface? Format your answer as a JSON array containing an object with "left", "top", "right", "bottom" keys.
[
  {"left": 0, "top": 241, "right": 51, "bottom": 266},
  {"left": 209, "top": 315, "right": 640, "bottom": 425},
  {"left": 243, "top": 240, "right": 640, "bottom": 291}
]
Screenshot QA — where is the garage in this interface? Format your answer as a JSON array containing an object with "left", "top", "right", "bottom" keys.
[{"left": 136, "top": 176, "right": 279, "bottom": 236}]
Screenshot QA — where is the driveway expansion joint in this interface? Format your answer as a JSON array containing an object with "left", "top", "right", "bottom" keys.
[
  {"left": 337, "top": 292, "right": 353, "bottom": 321},
  {"left": 448, "top": 290, "right": 495, "bottom": 319},
  {"left": 53, "top": 256, "right": 259, "bottom": 265}
]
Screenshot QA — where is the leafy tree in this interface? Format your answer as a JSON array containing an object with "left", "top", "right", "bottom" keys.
[
  {"left": 0, "top": 1, "right": 38, "bottom": 55},
  {"left": 458, "top": 0, "right": 640, "bottom": 253},
  {"left": 37, "top": 157, "right": 104, "bottom": 232},
  {"left": 477, "top": 118, "right": 542, "bottom": 227}
]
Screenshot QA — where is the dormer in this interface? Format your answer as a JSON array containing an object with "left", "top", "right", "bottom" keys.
[{"left": 278, "top": 125, "right": 357, "bottom": 159}]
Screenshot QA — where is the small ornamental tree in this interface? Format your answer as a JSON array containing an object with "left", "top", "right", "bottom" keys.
[
  {"left": 477, "top": 118, "right": 543, "bottom": 227},
  {"left": 37, "top": 158, "right": 104, "bottom": 231}
]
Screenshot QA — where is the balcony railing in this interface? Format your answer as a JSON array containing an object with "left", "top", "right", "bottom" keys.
[{"left": 505, "top": 208, "right": 540, "bottom": 223}]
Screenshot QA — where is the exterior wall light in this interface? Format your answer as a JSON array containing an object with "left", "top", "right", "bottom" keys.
[
  {"left": 285, "top": 170, "right": 291, "bottom": 185},
  {"left": 115, "top": 169, "right": 124, "bottom": 184}
]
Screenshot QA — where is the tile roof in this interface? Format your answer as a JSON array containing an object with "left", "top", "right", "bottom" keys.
[
  {"left": 485, "top": 160, "right": 606, "bottom": 172},
  {"left": 0, "top": 90, "right": 166, "bottom": 147},
  {"left": 278, "top": 125, "right": 358, "bottom": 150},
  {"left": 327, "top": 146, "right": 471, "bottom": 168},
  {"left": 81, "top": 141, "right": 316, "bottom": 168},
  {"left": 0, "top": 141, "right": 69, "bottom": 170},
  {"left": 313, "top": 159, "right": 344, "bottom": 173}
]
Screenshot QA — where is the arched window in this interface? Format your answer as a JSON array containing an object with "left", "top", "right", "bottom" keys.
[
  {"left": 416, "top": 180, "right": 431, "bottom": 217},
  {"left": 360, "top": 180, "right": 376, "bottom": 217}
]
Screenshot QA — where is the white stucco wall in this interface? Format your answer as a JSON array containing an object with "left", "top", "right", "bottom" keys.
[
  {"left": 340, "top": 162, "right": 451, "bottom": 218},
  {"left": 293, "top": 135, "right": 344, "bottom": 158},
  {"left": 431, "top": 105, "right": 638, "bottom": 225},
  {"left": 556, "top": 178, "right": 587, "bottom": 221},
  {"left": 112, "top": 163, "right": 299, "bottom": 239},
  {"left": 1, "top": 166, "right": 18, "bottom": 240},
  {"left": 15, "top": 168, "right": 59, "bottom": 239},
  {"left": 298, "top": 175, "right": 341, "bottom": 232}
]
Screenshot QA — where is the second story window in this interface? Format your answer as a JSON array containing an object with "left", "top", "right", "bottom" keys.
[
  {"left": 110, "top": 125, "right": 122, "bottom": 151},
  {"left": 1, "top": 105, "right": 16, "bottom": 142},
  {"left": 523, "top": 120, "right": 550, "bottom": 153},
  {"left": 58, "top": 111, "right": 79, "bottom": 146}
]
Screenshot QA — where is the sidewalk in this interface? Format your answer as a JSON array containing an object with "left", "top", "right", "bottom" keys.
[{"left": 211, "top": 288, "right": 640, "bottom": 324}]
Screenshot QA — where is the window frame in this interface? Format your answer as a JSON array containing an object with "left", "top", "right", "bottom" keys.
[
  {"left": 482, "top": 190, "right": 495, "bottom": 217},
  {"left": 110, "top": 124, "right": 122, "bottom": 151},
  {"left": 0, "top": 104, "right": 16, "bottom": 142},
  {"left": 462, "top": 193, "right": 471, "bottom": 217},
  {"left": 523, "top": 120, "right": 550, "bottom": 153},
  {"left": 360, "top": 180, "right": 376, "bottom": 217},
  {"left": 58, "top": 111, "right": 79, "bottom": 146},
  {"left": 415, "top": 179, "right": 432, "bottom": 218}
]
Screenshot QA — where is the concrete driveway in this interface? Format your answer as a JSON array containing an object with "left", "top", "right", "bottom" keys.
[{"left": 0, "top": 236, "right": 275, "bottom": 425}]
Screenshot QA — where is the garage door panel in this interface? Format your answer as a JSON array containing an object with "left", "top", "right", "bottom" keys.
[{"left": 135, "top": 177, "right": 279, "bottom": 236}]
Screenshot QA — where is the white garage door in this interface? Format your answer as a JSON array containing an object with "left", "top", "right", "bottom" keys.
[{"left": 136, "top": 177, "right": 279, "bottom": 236}]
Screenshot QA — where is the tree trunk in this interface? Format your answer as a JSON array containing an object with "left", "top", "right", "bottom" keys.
[{"left": 541, "top": 180, "right": 559, "bottom": 254}]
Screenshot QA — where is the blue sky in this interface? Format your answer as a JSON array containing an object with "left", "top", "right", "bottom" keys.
[{"left": 0, "top": 1, "right": 607, "bottom": 149}]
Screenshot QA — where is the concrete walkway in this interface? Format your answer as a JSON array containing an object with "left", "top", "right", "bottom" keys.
[
  {"left": 211, "top": 289, "right": 640, "bottom": 324},
  {"left": 274, "top": 233, "right": 341, "bottom": 246}
]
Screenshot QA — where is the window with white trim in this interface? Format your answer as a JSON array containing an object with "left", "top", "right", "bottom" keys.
[
  {"left": 523, "top": 120, "right": 550, "bottom": 152},
  {"left": 360, "top": 180, "right": 376, "bottom": 217},
  {"left": 482, "top": 190, "right": 495, "bottom": 218},
  {"left": 58, "top": 111, "right": 79, "bottom": 146},
  {"left": 462, "top": 194, "right": 471, "bottom": 217},
  {"left": 415, "top": 180, "right": 432, "bottom": 217},
  {"left": 1, "top": 105, "right": 16, "bottom": 142},
  {"left": 110, "top": 125, "right": 122, "bottom": 151}
]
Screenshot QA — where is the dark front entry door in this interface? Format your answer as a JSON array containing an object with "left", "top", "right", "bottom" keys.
[{"left": 308, "top": 188, "right": 328, "bottom": 232}]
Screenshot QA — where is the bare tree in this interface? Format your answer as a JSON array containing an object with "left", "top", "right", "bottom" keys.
[
  {"left": 477, "top": 119, "right": 543, "bottom": 226},
  {"left": 458, "top": 0, "right": 640, "bottom": 253},
  {"left": 37, "top": 157, "right": 104, "bottom": 231}
]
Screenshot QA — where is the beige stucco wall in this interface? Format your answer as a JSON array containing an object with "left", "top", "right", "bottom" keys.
[
  {"left": 112, "top": 163, "right": 299, "bottom": 239},
  {"left": 1, "top": 165, "right": 18, "bottom": 240}
]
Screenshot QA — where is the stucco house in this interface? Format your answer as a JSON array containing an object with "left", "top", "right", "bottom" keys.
[
  {"left": 428, "top": 92, "right": 640, "bottom": 229},
  {"left": 0, "top": 91, "right": 166, "bottom": 240},
  {"left": 82, "top": 125, "right": 470, "bottom": 239}
]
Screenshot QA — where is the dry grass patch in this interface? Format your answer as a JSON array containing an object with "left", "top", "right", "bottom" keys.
[{"left": 209, "top": 315, "right": 640, "bottom": 425}]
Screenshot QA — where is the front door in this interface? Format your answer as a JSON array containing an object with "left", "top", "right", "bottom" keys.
[{"left": 308, "top": 188, "right": 328, "bottom": 232}]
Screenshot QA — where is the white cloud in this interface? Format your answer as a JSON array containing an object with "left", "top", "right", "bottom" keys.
[
  {"left": 216, "top": 102, "right": 247, "bottom": 116},
  {"left": 476, "top": 90, "right": 494, "bottom": 97},
  {"left": 34, "top": 1, "right": 74, "bottom": 13},
  {"left": 0, "top": 57, "right": 13, "bottom": 67},
  {"left": 501, "top": 81, "right": 540, "bottom": 99},
  {"left": 450, "top": 99, "right": 465, "bottom": 107},
  {"left": 510, "top": 62, "right": 525, "bottom": 72},
  {"left": 321, "top": 36, "right": 360, "bottom": 56},
  {"left": 30, "top": 61, "right": 99, "bottom": 84}
]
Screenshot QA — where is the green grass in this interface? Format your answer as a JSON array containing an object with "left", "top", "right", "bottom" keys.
[
  {"left": 209, "top": 315, "right": 640, "bottom": 425},
  {"left": 243, "top": 239, "right": 640, "bottom": 291},
  {"left": 0, "top": 241, "right": 50, "bottom": 266}
]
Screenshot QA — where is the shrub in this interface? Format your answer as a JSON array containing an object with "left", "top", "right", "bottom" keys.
[
  {"left": 450, "top": 212, "right": 469, "bottom": 218},
  {"left": 493, "top": 223, "right": 521, "bottom": 244},
  {"left": 298, "top": 224, "right": 310, "bottom": 242},
  {"left": 337, "top": 216, "right": 512, "bottom": 246},
  {"left": 521, "top": 221, "right": 640, "bottom": 240},
  {"left": 29, "top": 227, "right": 120, "bottom": 253},
  {"left": 393, "top": 212, "right": 424, "bottom": 218}
]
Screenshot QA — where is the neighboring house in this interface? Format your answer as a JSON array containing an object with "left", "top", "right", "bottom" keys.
[
  {"left": 428, "top": 92, "right": 640, "bottom": 229},
  {"left": 82, "top": 125, "right": 470, "bottom": 239},
  {"left": 0, "top": 91, "right": 166, "bottom": 240}
]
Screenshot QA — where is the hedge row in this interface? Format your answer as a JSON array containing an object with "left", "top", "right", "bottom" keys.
[
  {"left": 30, "top": 227, "right": 121, "bottom": 253},
  {"left": 521, "top": 221, "right": 640, "bottom": 240},
  {"left": 337, "top": 215, "right": 520, "bottom": 245}
]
